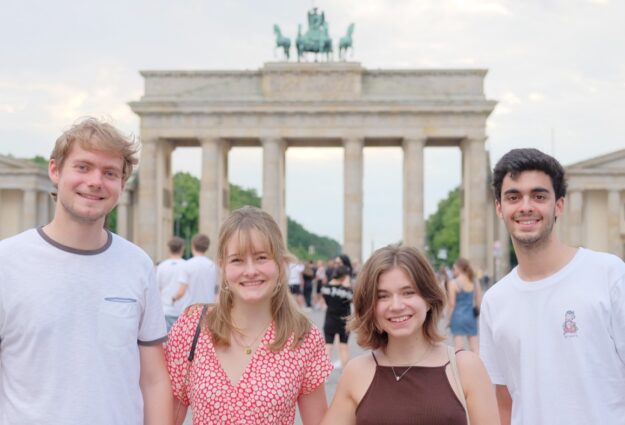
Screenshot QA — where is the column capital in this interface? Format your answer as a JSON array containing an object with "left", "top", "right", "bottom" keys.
[
  {"left": 260, "top": 137, "right": 287, "bottom": 149},
  {"left": 342, "top": 137, "right": 364, "bottom": 148}
]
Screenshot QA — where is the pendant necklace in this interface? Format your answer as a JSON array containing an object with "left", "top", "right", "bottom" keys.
[
  {"left": 232, "top": 321, "right": 271, "bottom": 355},
  {"left": 388, "top": 343, "right": 432, "bottom": 382}
]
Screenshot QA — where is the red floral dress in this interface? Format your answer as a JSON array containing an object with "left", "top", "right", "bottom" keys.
[{"left": 166, "top": 307, "right": 333, "bottom": 424}]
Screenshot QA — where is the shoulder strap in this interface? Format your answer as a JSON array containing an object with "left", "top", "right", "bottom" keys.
[
  {"left": 371, "top": 351, "right": 379, "bottom": 365},
  {"left": 447, "top": 346, "right": 470, "bottom": 425},
  {"left": 188, "top": 304, "right": 208, "bottom": 362}
]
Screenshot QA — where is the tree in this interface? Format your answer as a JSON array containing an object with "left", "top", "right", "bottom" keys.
[{"left": 426, "top": 187, "right": 460, "bottom": 268}]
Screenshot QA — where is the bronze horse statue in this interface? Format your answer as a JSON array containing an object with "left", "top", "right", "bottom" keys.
[
  {"left": 273, "top": 24, "right": 291, "bottom": 59},
  {"left": 339, "top": 23, "right": 355, "bottom": 60}
]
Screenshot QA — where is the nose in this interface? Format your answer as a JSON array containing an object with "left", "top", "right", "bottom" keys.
[
  {"left": 519, "top": 195, "right": 534, "bottom": 213},
  {"left": 242, "top": 257, "right": 258, "bottom": 275},
  {"left": 86, "top": 170, "right": 104, "bottom": 188},
  {"left": 390, "top": 294, "right": 403, "bottom": 310}
]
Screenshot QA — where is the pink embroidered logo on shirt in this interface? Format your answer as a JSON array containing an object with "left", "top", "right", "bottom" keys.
[{"left": 563, "top": 310, "right": 578, "bottom": 337}]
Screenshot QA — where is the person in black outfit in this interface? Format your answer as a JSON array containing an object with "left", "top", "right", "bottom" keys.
[{"left": 321, "top": 265, "right": 353, "bottom": 368}]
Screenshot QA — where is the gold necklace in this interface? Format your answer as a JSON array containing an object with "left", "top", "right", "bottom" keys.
[
  {"left": 231, "top": 322, "right": 271, "bottom": 355},
  {"left": 388, "top": 344, "right": 432, "bottom": 382}
]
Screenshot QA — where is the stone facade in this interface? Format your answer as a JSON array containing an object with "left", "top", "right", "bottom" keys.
[
  {"left": 0, "top": 155, "right": 54, "bottom": 239},
  {"left": 559, "top": 149, "right": 625, "bottom": 258},
  {"left": 129, "top": 61, "right": 496, "bottom": 267}
]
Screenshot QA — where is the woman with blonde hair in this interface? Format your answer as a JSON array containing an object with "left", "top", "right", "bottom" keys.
[
  {"left": 166, "top": 207, "right": 332, "bottom": 425},
  {"left": 448, "top": 257, "right": 482, "bottom": 353},
  {"left": 322, "top": 245, "right": 498, "bottom": 425}
]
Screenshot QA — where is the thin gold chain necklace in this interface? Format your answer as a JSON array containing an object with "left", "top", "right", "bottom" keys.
[
  {"left": 387, "top": 344, "right": 432, "bottom": 382},
  {"left": 231, "top": 322, "right": 271, "bottom": 355}
]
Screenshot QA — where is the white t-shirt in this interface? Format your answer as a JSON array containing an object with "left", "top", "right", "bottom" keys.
[
  {"left": 157, "top": 257, "right": 186, "bottom": 317},
  {"left": 480, "top": 248, "right": 625, "bottom": 425},
  {"left": 288, "top": 262, "right": 304, "bottom": 286},
  {"left": 178, "top": 255, "right": 218, "bottom": 306},
  {"left": 0, "top": 228, "right": 167, "bottom": 425}
]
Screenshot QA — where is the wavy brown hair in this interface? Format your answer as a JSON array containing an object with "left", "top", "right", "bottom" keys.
[
  {"left": 205, "top": 207, "right": 311, "bottom": 351},
  {"left": 348, "top": 245, "right": 446, "bottom": 349}
]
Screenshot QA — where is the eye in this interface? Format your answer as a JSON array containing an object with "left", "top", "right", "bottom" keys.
[
  {"left": 104, "top": 170, "right": 120, "bottom": 179},
  {"left": 534, "top": 193, "right": 546, "bottom": 201},
  {"left": 506, "top": 194, "right": 519, "bottom": 202},
  {"left": 76, "top": 164, "right": 88, "bottom": 172},
  {"left": 377, "top": 293, "right": 389, "bottom": 300}
]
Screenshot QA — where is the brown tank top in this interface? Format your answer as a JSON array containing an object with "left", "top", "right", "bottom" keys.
[{"left": 355, "top": 352, "right": 467, "bottom": 425}]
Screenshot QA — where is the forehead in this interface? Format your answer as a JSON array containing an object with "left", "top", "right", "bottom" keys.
[
  {"left": 66, "top": 143, "right": 123, "bottom": 169},
  {"left": 502, "top": 170, "right": 554, "bottom": 193},
  {"left": 226, "top": 228, "right": 271, "bottom": 255},
  {"left": 377, "top": 266, "right": 415, "bottom": 291}
]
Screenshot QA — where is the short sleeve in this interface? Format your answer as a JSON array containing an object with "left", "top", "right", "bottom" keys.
[
  {"left": 138, "top": 265, "right": 167, "bottom": 344},
  {"left": 299, "top": 325, "right": 333, "bottom": 395},
  {"left": 165, "top": 306, "right": 203, "bottom": 406},
  {"left": 478, "top": 296, "right": 505, "bottom": 385},
  {"left": 610, "top": 271, "right": 625, "bottom": 365}
]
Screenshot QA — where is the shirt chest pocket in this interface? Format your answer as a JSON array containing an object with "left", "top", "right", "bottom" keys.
[{"left": 97, "top": 298, "right": 139, "bottom": 349}]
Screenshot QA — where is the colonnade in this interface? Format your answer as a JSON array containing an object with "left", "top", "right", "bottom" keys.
[{"left": 135, "top": 136, "right": 490, "bottom": 270}]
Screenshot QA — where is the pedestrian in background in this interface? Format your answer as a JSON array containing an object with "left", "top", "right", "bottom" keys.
[
  {"left": 158, "top": 236, "right": 187, "bottom": 331},
  {"left": 448, "top": 257, "right": 481, "bottom": 353}
]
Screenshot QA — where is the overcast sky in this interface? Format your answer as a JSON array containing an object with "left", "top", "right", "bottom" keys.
[{"left": 1, "top": 0, "right": 624, "bottom": 258}]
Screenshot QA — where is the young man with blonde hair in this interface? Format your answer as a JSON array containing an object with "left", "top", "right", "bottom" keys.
[{"left": 0, "top": 117, "right": 172, "bottom": 424}]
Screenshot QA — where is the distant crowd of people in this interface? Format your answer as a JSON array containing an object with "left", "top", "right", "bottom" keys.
[{"left": 0, "top": 116, "right": 623, "bottom": 425}]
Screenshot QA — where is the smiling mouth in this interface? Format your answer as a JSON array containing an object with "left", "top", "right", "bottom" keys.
[
  {"left": 78, "top": 193, "right": 105, "bottom": 201},
  {"left": 240, "top": 280, "right": 264, "bottom": 287},
  {"left": 388, "top": 315, "right": 411, "bottom": 323},
  {"left": 515, "top": 217, "right": 540, "bottom": 225}
]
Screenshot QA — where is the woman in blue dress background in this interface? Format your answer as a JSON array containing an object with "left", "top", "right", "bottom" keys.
[{"left": 448, "top": 257, "right": 482, "bottom": 353}]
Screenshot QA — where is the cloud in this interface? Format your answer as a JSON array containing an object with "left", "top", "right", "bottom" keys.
[{"left": 528, "top": 92, "right": 545, "bottom": 102}]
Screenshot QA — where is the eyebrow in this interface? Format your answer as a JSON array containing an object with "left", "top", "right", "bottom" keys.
[{"left": 503, "top": 187, "right": 550, "bottom": 195}]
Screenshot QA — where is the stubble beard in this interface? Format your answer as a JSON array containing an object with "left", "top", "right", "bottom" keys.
[
  {"left": 510, "top": 213, "right": 556, "bottom": 251},
  {"left": 59, "top": 197, "right": 109, "bottom": 225}
]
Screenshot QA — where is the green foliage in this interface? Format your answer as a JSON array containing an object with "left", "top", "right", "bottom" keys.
[
  {"left": 170, "top": 172, "right": 341, "bottom": 260},
  {"left": 287, "top": 217, "right": 341, "bottom": 261},
  {"left": 31, "top": 155, "right": 48, "bottom": 168},
  {"left": 426, "top": 187, "right": 460, "bottom": 268},
  {"left": 106, "top": 207, "right": 117, "bottom": 233},
  {"left": 230, "top": 183, "right": 261, "bottom": 209}
]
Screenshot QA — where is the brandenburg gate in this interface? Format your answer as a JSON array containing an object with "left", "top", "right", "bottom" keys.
[{"left": 129, "top": 62, "right": 496, "bottom": 269}]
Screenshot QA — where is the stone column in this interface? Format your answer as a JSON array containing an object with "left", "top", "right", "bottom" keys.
[
  {"left": 220, "top": 142, "right": 231, "bottom": 226},
  {"left": 607, "top": 190, "right": 622, "bottom": 257},
  {"left": 568, "top": 190, "right": 583, "bottom": 247},
  {"left": 22, "top": 189, "right": 37, "bottom": 229},
  {"left": 137, "top": 138, "right": 158, "bottom": 260},
  {"left": 343, "top": 137, "right": 364, "bottom": 263},
  {"left": 37, "top": 191, "right": 50, "bottom": 225},
  {"left": 200, "top": 138, "right": 228, "bottom": 258},
  {"left": 116, "top": 190, "right": 130, "bottom": 239},
  {"left": 261, "top": 138, "right": 287, "bottom": 242},
  {"left": 402, "top": 137, "right": 425, "bottom": 250},
  {"left": 460, "top": 138, "right": 489, "bottom": 273}
]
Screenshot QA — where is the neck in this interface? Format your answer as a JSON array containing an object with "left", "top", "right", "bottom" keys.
[
  {"left": 43, "top": 215, "right": 108, "bottom": 251},
  {"left": 514, "top": 237, "right": 578, "bottom": 281},
  {"left": 384, "top": 334, "right": 431, "bottom": 365},
  {"left": 231, "top": 302, "right": 272, "bottom": 332}
]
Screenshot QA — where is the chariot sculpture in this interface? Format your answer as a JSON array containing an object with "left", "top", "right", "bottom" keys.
[{"left": 273, "top": 8, "right": 355, "bottom": 62}]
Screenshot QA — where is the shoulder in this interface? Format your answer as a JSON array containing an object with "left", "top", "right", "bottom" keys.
[
  {"left": 110, "top": 233, "right": 153, "bottom": 266},
  {"left": 579, "top": 248, "right": 625, "bottom": 274},
  {"left": 0, "top": 228, "right": 38, "bottom": 252},
  {"left": 340, "top": 353, "right": 376, "bottom": 390},
  {"left": 482, "top": 269, "right": 518, "bottom": 302}
]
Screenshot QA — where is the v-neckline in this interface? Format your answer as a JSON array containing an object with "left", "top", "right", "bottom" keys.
[{"left": 210, "top": 323, "right": 274, "bottom": 388}]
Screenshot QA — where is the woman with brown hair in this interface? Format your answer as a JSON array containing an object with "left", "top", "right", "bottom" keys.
[
  {"left": 448, "top": 257, "right": 482, "bottom": 353},
  {"left": 321, "top": 245, "right": 498, "bottom": 425},
  {"left": 166, "top": 207, "right": 332, "bottom": 425}
]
